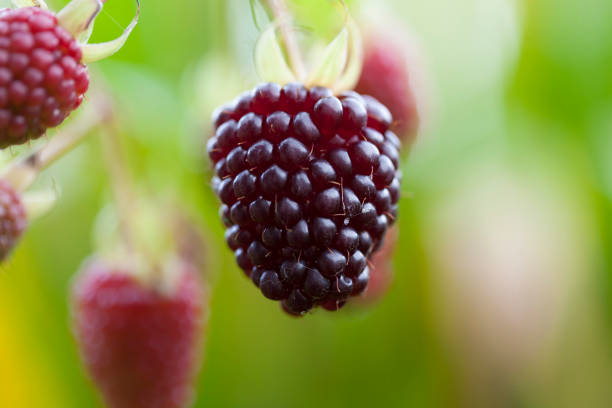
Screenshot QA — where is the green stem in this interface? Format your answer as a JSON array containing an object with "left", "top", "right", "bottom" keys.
[
  {"left": 98, "top": 121, "right": 137, "bottom": 253},
  {"left": 265, "top": 0, "right": 306, "bottom": 81},
  {"left": 3, "top": 92, "right": 111, "bottom": 192}
]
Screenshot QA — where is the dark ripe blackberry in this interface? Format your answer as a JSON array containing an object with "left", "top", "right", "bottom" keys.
[
  {"left": 261, "top": 165, "right": 287, "bottom": 195},
  {"left": 246, "top": 139, "right": 273, "bottom": 168},
  {"left": 207, "top": 83, "right": 401, "bottom": 315},
  {"left": 318, "top": 250, "right": 346, "bottom": 277},
  {"left": 292, "top": 112, "right": 320, "bottom": 143},
  {"left": 0, "top": 179, "right": 26, "bottom": 260},
  {"left": 286, "top": 219, "right": 309, "bottom": 248},
  {"left": 313, "top": 96, "right": 342, "bottom": 134},
  {"left": 329, "top": 275, "right": 353, "bottom": 300},
  {"left": 282, "top": 289, "right": 313, "bottom": 315},
  {"left": 279, "top": 260, "right": 306, "bottom": 285},
  {"left": 311, "top": 217, "right": 336, "bottom": 247},
  {"left": 314, "top": 187, "right": 341, "bottom": 216},
  {"left": 249, "top": 198, "right": 272, "bottom": 223},
  {"left": 289, "top": 171, "right": 312, "bottom": 199},
  {"left": 259, "top": 270, "right": 288, "bottom": 300},
  {"left": 335, "top": 228, "right": 359, "bottom": 253},
  {"left": 0, "top": 7, "right": 90, "bottom": 147},
  {"left": 278, "top": 137, "right": 308, "bottom": 167},
  {"left": 327, "top": 149, "right": 352, "bottom": 177},
  {"left": 346, "top": 250, "right": 367, "bottom": 276},
  {"left": 352, "top": 266, "right": 370, "bottom": 295},
  {"left": 261, "top": 226, "right": 283, "bottom": 249},
  {"left": 265, "top": 111, "right": 290, "bottom": 143}
]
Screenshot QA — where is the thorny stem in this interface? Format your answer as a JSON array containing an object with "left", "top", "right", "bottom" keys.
[
  {"left": 265, "top": 0, "right": 307, "bottom": 80},
  {"left": 3, "top": 93, "right": 111, "bottom": 192}
]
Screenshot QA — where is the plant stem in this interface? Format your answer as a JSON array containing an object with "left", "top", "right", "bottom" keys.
[
  {"left": 265, "top": 0, "right": 306, "bottom": 80},
  {"left": 3, "top": 92, "right": 111, "bottom": 192},
  {"left": 99, "top": 121, "right": 137, "bottom": 253}
]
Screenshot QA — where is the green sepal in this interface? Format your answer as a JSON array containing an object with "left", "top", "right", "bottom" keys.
[
  {"left": 255, "top": 24, "right": 298, "bottom": 85},
  {"left": 56, "top": 0, "right": 102, "bottom": 39},
  {"left": 306, "top": 27, "right": 348, "bottom": 88},
  {"left": 81, "top": 1, "right": 140, "bottom": 63}
]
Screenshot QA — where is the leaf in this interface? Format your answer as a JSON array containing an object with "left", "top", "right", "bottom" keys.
[
  {"left": 333, "top": 17, "right": 364, "bottom": 92},
  {"left": 81, "top": 0, "right": 140, "bottom": 63},
  {"left": 255, "top": 24, "right": 297, "bottom": 85},
  {"left": 56, "top": 0, "right": 102, "bottom": 38}
]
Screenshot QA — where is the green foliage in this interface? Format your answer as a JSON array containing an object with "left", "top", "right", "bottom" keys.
[{"left": 0, "top": 0, "right": 611, "bottom": 407}]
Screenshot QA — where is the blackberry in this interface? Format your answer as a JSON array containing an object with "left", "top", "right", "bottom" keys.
[
  {"left": 0, "top": 179, "right": 26, "bottom": 260},
  {"left": 208, "top": 83, "right": 401, "bottom": 315},
  {"left": 0, "top": 7, "right": 90, "bottom": 147}
]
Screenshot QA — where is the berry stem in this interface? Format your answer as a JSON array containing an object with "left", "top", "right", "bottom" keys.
[
  {"left": 99, "top": 121, "right": 138, "bottom": 253},
  {"left": 265, "top": 0, "right": 306, "bottom": 81},
  {"left": 3, "top": 92, "right": 111, "bottom": 192}
]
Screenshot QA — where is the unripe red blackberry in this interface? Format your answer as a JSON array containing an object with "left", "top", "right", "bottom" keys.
[
  {"left": 208, "top": 83, "right": 401, "bottom": 315},
  {"left": 72, "top": 259, "right": 204, "bottom": 408},
  {"left": 355, "top": 25, "right": 420, "bottom": 142},
  {"left": 360, "top": 226, "right": 396, "bottom": 304},
  {"left": 0, "top": 178, "right": 26, "bottom": 260},
  {"left": 0, "top": 7, "right": 90, "bottom": 147}
]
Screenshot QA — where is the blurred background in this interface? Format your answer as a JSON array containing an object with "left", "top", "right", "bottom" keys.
[{"left": 1, "top": 0, "right": 612, "bottom": 406}]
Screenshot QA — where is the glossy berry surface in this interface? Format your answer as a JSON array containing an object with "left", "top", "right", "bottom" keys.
[
  {"left": 208, "top": 83, "right": 401, "bottom": 315},
  {"left": 0, "top": 179, "right": 26, "bottom": 261},
  {"left": 0, "top": 7, "right": 90, "bottom": 148},
  {"left": 72, "top": 260, "right": 204, "bottom": 408},
  {"left": 355, "top": 28, "right": 419, "bottom": 141}
]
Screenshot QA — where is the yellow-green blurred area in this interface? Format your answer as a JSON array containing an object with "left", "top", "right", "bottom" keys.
[{"left": 1, "top": 0, "right": 612, "bottom": 406}]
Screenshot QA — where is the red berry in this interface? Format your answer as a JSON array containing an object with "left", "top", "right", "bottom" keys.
[
  {"left": 360, "top": 227, "right": 397, "bottom": 303},
  {"left": 208, "top": 83, "right": 401, "bottom": 315},
  {"left": 0, "top": 179, "right": 26, "bottom": 260},
  {"left": 72, "top": 259, "right": 204, "bottom": 408},
  {"left": 355, "top": 27, "right": 420, "bottom": 141},
  {"left": 0, "top": 7, "right": 90, "bottom": 148}
]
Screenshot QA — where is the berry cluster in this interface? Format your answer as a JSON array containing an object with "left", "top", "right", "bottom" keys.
[
  {"left": 0, "top": 179, "right": 26, "bottom": 260},
  {"left": 0, "top": 7, "right": 89, "bottom": 147},
  {"left": 72, "top": 259, "right": 203, "bottom": 408},
  {"left": 208, "top": 83, "right": 400, "bottom": 315}
]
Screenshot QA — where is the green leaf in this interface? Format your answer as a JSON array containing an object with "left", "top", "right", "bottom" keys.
[
  {"left": 81, "top": 1, "right": 140, "bottom": 63},
  {"left": 306, "top": 26, "right": 348, "bottom": 89},
  {"left": 56, "top": 0, "right": 102, "bottom": 38},
  {"left": 255, "top": 24, "right": 297, "bottom": 85}
]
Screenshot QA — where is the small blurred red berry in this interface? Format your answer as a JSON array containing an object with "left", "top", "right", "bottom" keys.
[
  {"left": 72, "top": 259, "right": 204, "bottom": 408},
  {"left": 0, "top": 179, "right": 26, "bottom": 261},
  {"left": 355, "top": 25, "right": 422, "bottom": 143}
]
